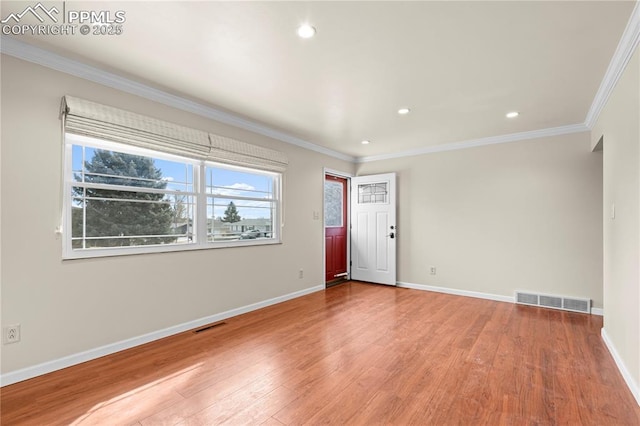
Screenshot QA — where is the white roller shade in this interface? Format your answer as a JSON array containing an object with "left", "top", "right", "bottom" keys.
[{"left": 61, "top": 96, "right": 288, "bottom": 172}]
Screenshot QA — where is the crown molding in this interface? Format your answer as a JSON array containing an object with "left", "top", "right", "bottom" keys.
[
  {"left": 0, "top": 36, "right": 356, "bottom": 163},
  {"left": 356, "top": 123, "right": 589, "bottom": 163},
  {"left": 585, "top": 1, "right": 640, "bottom": 129},
  {"left": 2, "top": 0, "right": 637, "bottom": 167}
]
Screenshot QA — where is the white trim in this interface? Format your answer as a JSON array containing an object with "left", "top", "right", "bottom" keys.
[
  {"left": 323, "top": 168, "right": 353, "bottom": 179},
  {"left": 0, "top": 37, "right": 355, "bottom": 163},
  {"left": 62, "top": 133, "right": 284, "bottom": 259},
  {"left": 399, "top": 282, "right": 605, "bottom": 316},
  {"left": 2, "top": 3, "right": 638, "bottom": 164},
  {"left": 358, "top": 124, "right": 589, "bottom": 163},
  {"left": 585, "top": 1, "right": 640, "bottom": 129},
  {"left": 601, "top": 327, "right": 640, "bottom": 406},
  {"left": 396, "top": 281, "right": 514, "bottom": 304},
  {"left": 0, "top": 284, "right": 324, "bottom": 387}
]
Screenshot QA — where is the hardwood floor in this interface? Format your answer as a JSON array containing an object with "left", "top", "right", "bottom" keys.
[{"left": 2, "top": 281, "right": 639, "bottom": 425}]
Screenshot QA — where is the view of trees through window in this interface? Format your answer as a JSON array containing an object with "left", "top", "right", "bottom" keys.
[
  {"left": 221, "top": 201, "right": 242, "bottom": 223},
  {"left": 67, "top": 139, "right": 279, "bottom": 255},
  {"left": 205, "top": 165, "right": 276, "bottom": 242},
  {"left": 71, "top": 150, "right": 179, "bottom": 248}
]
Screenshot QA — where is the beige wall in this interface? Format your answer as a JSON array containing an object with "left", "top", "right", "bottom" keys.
[
  {"left": 592, "top": 45, "right": 640, "bottom": 395},
  {"left": 0, "top": 55, "right": 354, "bottom": 374},
  {"left": 0, "top": 46, "right": 630, "bottom": 396},
  {"left": 357, "top": 132, "right": 604, "bottom": 306}
]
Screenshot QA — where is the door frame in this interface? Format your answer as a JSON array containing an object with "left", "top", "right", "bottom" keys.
[{"left": 323, "top": 168, "right": 353, "bottom": 287}]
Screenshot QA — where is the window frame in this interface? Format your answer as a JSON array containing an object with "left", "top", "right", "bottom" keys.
[{"left": 63, "top": 133, "right": 282, "bottom": 260}]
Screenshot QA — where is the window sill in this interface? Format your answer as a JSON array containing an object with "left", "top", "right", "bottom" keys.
[{"left": 62, "top": 238, "right": 282, "bottom": 260}]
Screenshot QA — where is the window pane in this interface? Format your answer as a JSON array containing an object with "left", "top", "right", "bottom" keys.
[
  {"left": 204, "top": 164, "right": 277, "bottom": 243},
  {"left": 206, "top": 166, "right": 274, "bottom": 199},
  {"left": 71, "top": 188, "right": 195, "bottom": 248},
  {"left": 324, "top": 180, "right": 343, "bottom": 227},
  {"left": 358, "top": 182, "right": 388, "bottom": 204},
  {"left": 73, "top": 145, "right": 194, "bottom": 192},
  {"left": 70, "top": 144, "right": 196, "bottom": 250},
  {"left": 207, "top": 198, "right": 275, "bottom": 242}
]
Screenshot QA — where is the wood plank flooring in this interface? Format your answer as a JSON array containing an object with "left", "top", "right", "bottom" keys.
[{"left": 2, "top": 281, "right": 639, "bottom": 425}]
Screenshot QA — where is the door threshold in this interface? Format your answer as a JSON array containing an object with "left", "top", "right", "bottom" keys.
[{"left": 326, "top": 278, "right": 348, "bottom": 288}]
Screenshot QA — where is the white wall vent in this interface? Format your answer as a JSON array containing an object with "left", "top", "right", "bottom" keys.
[{"left": 515, "top": 291, "right": 591, "bottom": 314}]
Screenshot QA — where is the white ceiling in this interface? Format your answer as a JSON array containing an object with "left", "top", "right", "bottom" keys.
[{"left": 2, "top": 1, "right": 636, "bottom": 159}]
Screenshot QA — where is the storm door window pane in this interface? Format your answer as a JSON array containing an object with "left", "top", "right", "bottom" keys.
[{"left": 324, "top": 180, "right": 343, "bottom": 227}]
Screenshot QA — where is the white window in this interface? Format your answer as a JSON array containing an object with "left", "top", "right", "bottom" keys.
[
  {"left": 63, "top": 134, "right": 282, "bottom": 259},
  {"left": 205, "top": 165, "right": 279, "bottom": 242},
  {"left": 60, "top": 96, "right": 287, "bottom": 259}
]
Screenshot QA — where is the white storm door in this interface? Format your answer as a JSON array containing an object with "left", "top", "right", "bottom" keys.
[{"left": 350, "top": 173, "right": 396, "bottom": 285}]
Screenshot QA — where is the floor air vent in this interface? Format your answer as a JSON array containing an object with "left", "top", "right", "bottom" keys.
[{"left": 515, "top": 291, "right": 590, "bottom": 314}]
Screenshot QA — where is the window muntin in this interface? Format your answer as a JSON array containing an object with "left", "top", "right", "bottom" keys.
[
  {"left": 358, "top": 182, "right": 388, "bottom": 204},
  {"left": 205, "top": 165, "right": 279, "bottom": 242},
  {"left": 206, "top": 166, "right": 274, "bottom": 199},
  {"left": 72, "top": 145, "right": 195, "bottom": 192},
  {"left": 70, "top": 189, "right": 197, "bottom": 249},
  {"left": 64, "top": 134, "right": 281, "bottom": 258}
]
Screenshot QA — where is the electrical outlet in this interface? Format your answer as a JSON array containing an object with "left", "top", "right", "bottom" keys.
[
  {"left": 3, "top": 324, "right": 21, "bottom": 344},
  {"left": 299, "top": 269, "right": 304, "bottom": 279},
  {"left": 429, "top": 266, "right": 436, "bottom": 275}
]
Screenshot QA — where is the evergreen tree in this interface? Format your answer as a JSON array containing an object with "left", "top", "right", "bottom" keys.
[
  {"left": 72, "top": 150, "right": 174, "bottom": 247},
  {"left": 221, "top": 201, "right": 241, "bottom": 223}
]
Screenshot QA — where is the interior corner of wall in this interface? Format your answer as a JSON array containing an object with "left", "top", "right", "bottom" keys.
[{"left": 591, "top": 133, "right": 604, "bottom": 152}]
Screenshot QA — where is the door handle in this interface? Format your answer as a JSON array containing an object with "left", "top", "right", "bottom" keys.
[{"left": 387, "top": 225, "right": 396, "bottom": 239}]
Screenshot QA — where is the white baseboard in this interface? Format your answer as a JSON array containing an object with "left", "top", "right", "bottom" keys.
[
  {"left": 398, "top": 282, "right": 604, "bottom": 316},
  {"left": 396, "top": 281, "right": 514, "bottom": 303},
  {"left": 0, "top": 284, "right": 324, "bottom": 387},
  {"left": 601, "top": 328, "right": 640, "bottom": 406},
  {"left": 396, "top": 283, "right": 637, "bottom": 406}
]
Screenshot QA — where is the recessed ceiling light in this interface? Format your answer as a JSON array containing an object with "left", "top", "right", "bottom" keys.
[
  {"left": 297, "top": 24, "right": 316, "bottom": 39},
  {"left": 361, "top": 140, "right": 370, "bottom": 145},
  {"left": 506, "top": 111, "right": 520, "bottom": 118},
  {"left": 398, "top": 108, "right": 411, "bottom": 115}
]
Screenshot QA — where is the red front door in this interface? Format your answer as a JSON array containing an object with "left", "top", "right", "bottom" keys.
[{"left": 325, "top": 175, "right": 348, "bottom": 283}]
